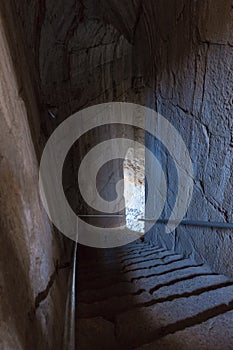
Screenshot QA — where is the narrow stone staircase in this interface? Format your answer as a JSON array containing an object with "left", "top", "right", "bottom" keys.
[{"left": 76, "top": 240, "right": 233, "bottom": 350}]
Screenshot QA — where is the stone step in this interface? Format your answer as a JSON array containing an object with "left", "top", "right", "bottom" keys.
[
  {"left": 123, "top": 254, "right": 184, "bottom": 273},
  {"left": 133, "top": 265, "right": 214, "bottom": 292},
  {"left": 77, "top": 291, "right": 151, "bottom": 319},
  {"left": 76, "top": 241, "right": 233, "bottom": 350},
  {"left": 77, "top": 274, "right": 231, "bottom": 319},
  {"left": 118, "top": 248, "right": 169, "bottom": 265},
  {"left": 77, "top": 246, "right": 166, "bottom": 271},
  {"left": 77, "top": 265, "right": 215, "bottom": 302},
  {"left": 77, "top": 281, "right": 142, "bottom": 303},
  {"left": 134, "top": 310, "right": 233, "bottom": 350},
  {"left": 150, "top": 273, "right": 230, "bottom": 299},
  {"left": 77, "top": 242, "right": 155, "bottom": 261},
  {"left": 129, "top": 258, "right": 201, "bottom": 281},
  {"left": 115, "top": 285, "right": 233, "bottom": 349},
  {"left": 77, "top": 253, "right": 182, "bottom": 282},
  {"left": 77, "top": 258, "right": 198, "bottom": 290}
]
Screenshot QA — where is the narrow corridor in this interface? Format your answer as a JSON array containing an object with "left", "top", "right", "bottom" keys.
[
  {"left": 1, "top": 1, "right": 232, "bottom": 349},
  {"left": 77, "top": 240, "right": 233, "bottom": 350}
]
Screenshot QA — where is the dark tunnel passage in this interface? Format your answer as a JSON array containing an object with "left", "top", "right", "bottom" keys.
[{"left": 0, "top": 0, "right": 232, "bottom": 349}]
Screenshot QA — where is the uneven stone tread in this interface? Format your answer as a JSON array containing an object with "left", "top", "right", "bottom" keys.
[{"left": 76, "top": 240, "right": 233, "bottom": 350}]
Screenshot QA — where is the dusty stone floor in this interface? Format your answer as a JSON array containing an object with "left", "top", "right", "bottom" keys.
[{"left": 76, "top": 239, "right": 233, "bottom": 350}]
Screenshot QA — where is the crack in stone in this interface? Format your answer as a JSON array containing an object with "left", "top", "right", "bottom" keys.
[
  {"left": 200, "top": 40, "right": 233, "bottom": 48},
  {"left": 201, "top": 43, "right": 209, "bottom": 113},
  {"left": 35, "top": 270, "right": 57, "bottom": 308},
  {"left": 35, "top": 261, "right": 71, "bottom": 308}
]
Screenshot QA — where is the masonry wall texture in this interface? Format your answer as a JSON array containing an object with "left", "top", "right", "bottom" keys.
[
  {"left": 13, "top": 0, "right": 233, "bottom": 279},
  {"left": 145, "top": 0, "right": 233, "bottom": 277},
  {"left": 0, "top": 2, "right": 72, "bottom": 349}
]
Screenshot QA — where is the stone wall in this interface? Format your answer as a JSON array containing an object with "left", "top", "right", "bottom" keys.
[
  {"left": 144, "top": 0, "right": 233, "bottom": 278},
  {"left": 13, "top": 0, "right": 233, "bottom": 278},
  {"left": 0, "top": 2, "right": 71, "bottom": 349}
]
